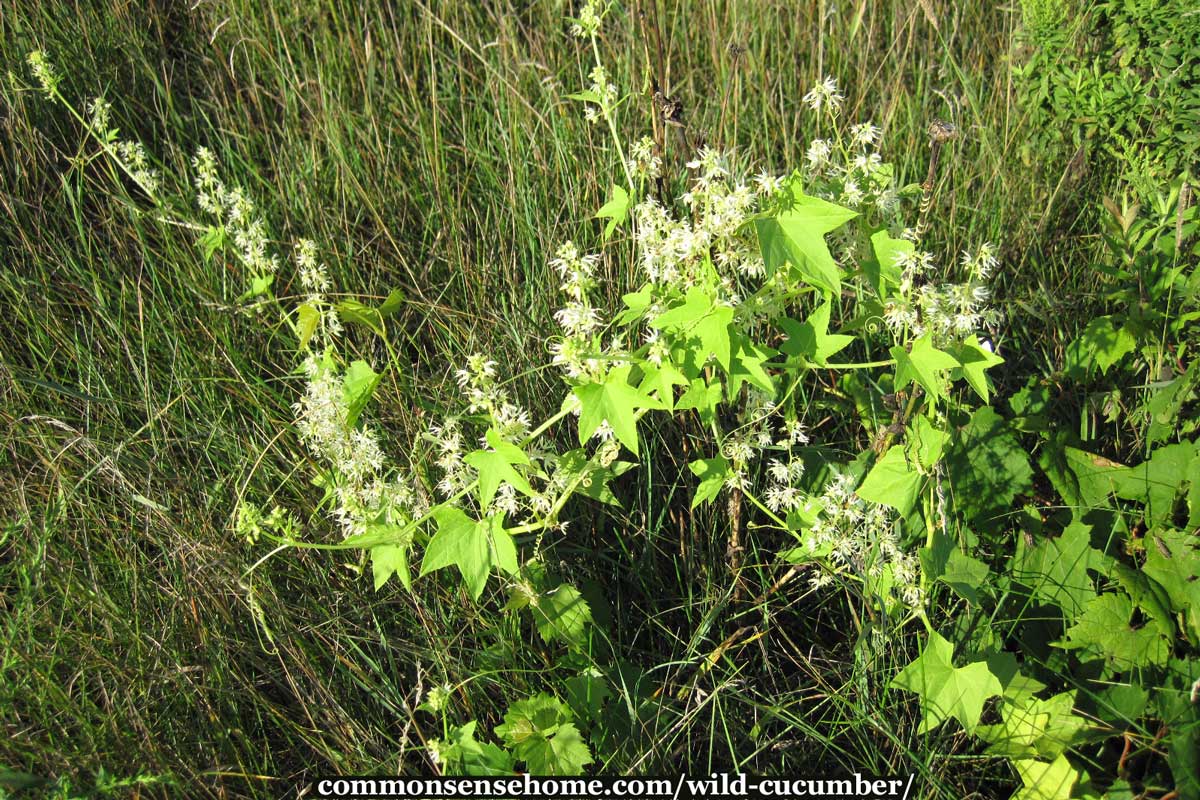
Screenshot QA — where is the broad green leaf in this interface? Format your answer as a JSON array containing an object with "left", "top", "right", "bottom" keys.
[
  {"left": 945, "top": 407, "right": 1034, "bottom": 528},
  {"left": 441, "top": 721, "right": 515, "bottom": 777},
  {"left": 495, "top": 694, "right": 593, "bottom": 776},
  {"left": 890, "top": 631, "right": 1003, "bottom": 733},
  {"left": 726, "top": 335, "right": 777, "bottom": 398},
  {"left": 1009, "top": 520, "right": 1103, "bottom": 618},
  {"left": 755, "top": 192, "right": 857, "bottom": 294},
  {"left": 615, "top": 284, "right": 654, "bottom": 325},
  {"left": 689, "top": 456, "right": 730, "bottom": 509},
  {"left": 676, "top": 378, "right": 723, "bottom": 425},
  {"left": 1143, "top": 529, "right": 1200, "bottom": 644},
  {"left": 532, "top": 584, "right": 593, "bottom": 647},
  {"left": 866, "top": 227, "right": 911, "bottom": 296},
  {"left": 1113, "top": 441, "right": 1195, "bottom": 529},
  {"left": 939, "top": 549, "right": 990, "bottom": 604},
  {"left": 977, "top": 693, "right": 1089, "bottom": 759},
  {"left": 465, "top": 428, "right": 535, "bottom": 507},
  {"left": 342, "top": 360, "right": 381, "bottom": 427},
  {"left": 296, "top": 303, "right": 320, "bottom": 351},
  {"left": 595, "top": 184, "right": 630, "bottom": 240},
  {"left": 1041, "top": 445, "right": 1129, "bottom": 509},
  {"left": 1013, "top": 754, "right": 1079, "bottom": 800},
  {"left": 336, "top": 292, "right": 404, "bottom": 337},
  {"left": 197, "top": 225, "right": 226, "bottom": 263},
  {"left": 573, "top": 365, "right": 664, "bottom": 455},
  {"left": 1057, "top": 592, "right": 1171, "bottom": 669},
  {"left": 554, "top": 449, "right": 632, "bottom": 508},
  {"left": 563, "top": 669, "right": 611, "bottom": 722},
  {"left": 950, "top": 336, "right": 1005, "bottom": 403},
  {"left": 650, "top": 288, "right": 735, "bottom": 371},
  {"left": 420, "top": 509, "right": 516, "bottom": 601},
  {"left": 638, "top": 360, "right": 688, "bottom": 411},
  {"left": 368, "top": 523, "right": 414, "bottom": 591},
  {"left": 892, "top": 333, "right": 960, "bottom": 401},
  {"left": 777, "top": 301, "right": 854, "bottom": 366},
  {"left": 1064, "top": 315, "right": 1136, "bottom": 378},
  {"left": 856, "top": 446, "right": 921, "bottom": 516},
  {"left": 907, "top": 414, "right": 949, "bottom": 473}
]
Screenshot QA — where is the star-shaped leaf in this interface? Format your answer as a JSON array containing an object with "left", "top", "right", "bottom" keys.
[
  {"left": 755, "top": 192, "right": 858, "bottom": 294},
  {"left": 573, "top": 365, "right": 664, "bottom": 455},
  {"left": 595, "top": 183, "right": 630, "bottom": 240},
  {"left": 727, "top": 335, "right": 777, "bottom": 398},
  {"left": 1057, "top": 592, "right": 1171, "bottom": 669},
  {"left": 1012, "top": 754, "right": 1080, "bottom": 800},
  {"left": 892, "top": 333, "right": 961, "bottom": 401},
  {"left": 638, "top": 360, "right": 688, "bottom": 411},
  {"left": 856, "top": 446, "right": 922, "bottom": 516},
  {"left": 465, "top": 428, "right": 535, "bottom": 507},
  {"left": 531, "top": 584, "right": 593, "bottom": 647},
  {"left": 495, "top": 694, "right": 593, "bottom": 775},
  {"left": 890, "top": 631, "right": 1003, "bottom": 734},
  {"left": 650, "top": 288, "right": 734, "bottom": 371},
  {"left": 778, "top": 301, "right": 853, "bottom": 366},
  {"left": 866, "top": 227, "right": 912, "bottom": 297},
  {"left": 688, "top": 456, "right": 730, "bottom": 509},
  {"left": 951, "top": 336, "right": 1005, "bottom": 403},
  {"left": 420, "top": 509, "right": 517, "bottom": 601},
  {"left": 676, "top": 378, "right": 723, "bottom": 425}
]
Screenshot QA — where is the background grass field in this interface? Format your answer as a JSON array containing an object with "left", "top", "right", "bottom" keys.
[{"left": 0, "top": 1, "right": 1165, "bottom": 797}]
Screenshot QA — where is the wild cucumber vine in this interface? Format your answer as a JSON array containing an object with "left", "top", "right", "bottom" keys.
[{"left": 24, "top": 0, "right": 1200, "bottom": 789}]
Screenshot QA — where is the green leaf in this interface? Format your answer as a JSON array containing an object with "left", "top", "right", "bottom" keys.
[
  {"left": 1057, "top": 592, "right": 1171, "bottom": 669},
  {"left": 950, "top": 336, "right": 1005, "bottom": 403},
  {"left": 726, "top": 335, "right": 777, "bottom": 398},
  {"left": 1010, "top": 520, "right": 1103, "bottom": 618},
  {"left": 1012, "top": 754, "right": 1079, "bottom": 800},
  {"left": 296, "top": 303, "right": 320, "bottom": 351},
  {"left": 1113, "top": 441, "right": 1195, "bottom": 529},
  {"left": 1142, "top": 529, "right": 1200, "bottom": 645},
  {"left": 907, "top": 414, "right": 950, "bottom": 473},
  {"left": 197, "top": 225, "right": 227, "bottom": 263},
  {"left": 892, "top": 333, "right": 960, "bottom": 401},
  {"left": 890, "top": 631, "right": 1003, "bottom": 734},
  {"left": 777, "top": 301, "right": 853, "bottom": 366},
  {"left": 945, "top": 407, "right": 1035, "bottom": 528},
  {"left": 342, "top": 360, "right": 381, "bottom": 427},
  {"left": 638, "top": 360, "right": 688, "bottom": 411},
  {"left": 688, "top": 456, "right": 730, "bottom": 509},
  {"left": 420, "top": 509, "right": 517, "bottom": 601},
  {"left": 532, "top": 584, "right": 593, "bottom": 647},
  {"left": 368, "top": 523, "right": 415, "bottom": 591},
  {"left": 755, "top": 192, "right": 857, "bottom": 294},
  {"left": 495, "top": 694, "right": 593, "bottom": 776},
  {"left": 675, "top": 378, "right": 723, "bottom": 425},
  {"left": 554, "top": 449, "right": 632, "bottom": 508},
  {"left": 465, "top": 428, "right": 535, "bottom": 508},
  {"left": 563, "top": 669, "right": 611, "bottom": 722},
  {"left": 441, "top": 721, "right": 515, "bottom": 776},
  {"left": 595, "top": 184, "right": 630, "bottom": 240},
  {"left": 615, "top": 284, "right": 654, "bottom": 325},
  {"left": 866, "top": 228, "right": 911, "bottom": 296},
  {"left": 856, "top": 446, "right": 921, "bottom": 516},
  {"left": 1064, "top": 315, "right": 1136, "bottom": 379},
  {"left": 573, "top": 365, "right": 664, "bottom": 455},
  {"left": 939, "top": 549, "right": 990, "bottom": 604},
  {"left": 650, "top": 288, "right": 735, "bottom": 371}
]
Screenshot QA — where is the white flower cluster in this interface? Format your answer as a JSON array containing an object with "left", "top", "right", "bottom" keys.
[
  {"left": 570, "top": 0, "right": 603, "bottom": 38},
  {"left": 192, "top": 146, "right": 280, "bottom": 279},
  {"left": 453, "top": 353, "right": 532, "bottom": 444},
  {"left": 627, "top": 136, "right": 661, "bottom": 181},
  {"left": 802, "top": 76, "right": 844, "bottom": 114},
  {"left": 549, "top": 242, "right": 609, "bottom": 380},
  {"left": 720, "top": 395, "right": 811, "bottom": 495},
  {"left": 26, "top": 51, "right": 59, "bottom": 98},
  {"left": 804, "top": 474, "right": 924, "bottom": 610},
  {"left": 114, "top": 141, "right": 160, "bottom": 195},
  {"left": 634, "top": 148, "right": 761, "bottom": 290},
  {"left": 803, "top": 122, "right": 894, "bottom": 214},
  {"left": 583, "top": 66, "right": 618, "bottom": 124},
  {"left": 883, "top": 243, "right": 1000, "bottom": 342},
  {"left": 293, "top": 355, "right": 427, "bottom": 537}
]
